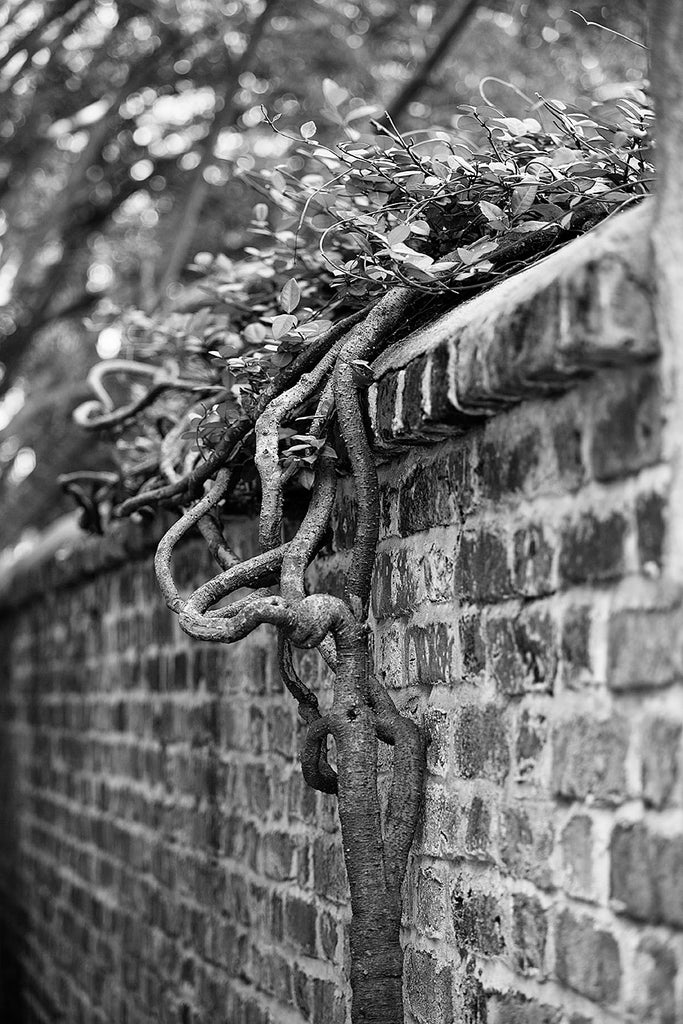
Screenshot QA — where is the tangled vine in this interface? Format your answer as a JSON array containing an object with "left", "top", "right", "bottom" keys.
[{"left": 64, "top": 91, "right": 653, "bottom": 1024}]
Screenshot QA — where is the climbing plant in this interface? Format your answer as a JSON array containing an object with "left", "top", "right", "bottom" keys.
[{"left": 64, "top": 88, "right": 653, "bottom": 1024}]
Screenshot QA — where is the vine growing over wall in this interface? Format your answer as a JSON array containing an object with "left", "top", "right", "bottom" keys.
[{"left": 64, "top": 89, "right": 653, "bottom": 1023}]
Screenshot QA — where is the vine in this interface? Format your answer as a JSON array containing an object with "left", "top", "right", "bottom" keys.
[{"left": 64, "top": 89, "right": 653, "bottom": 1024}]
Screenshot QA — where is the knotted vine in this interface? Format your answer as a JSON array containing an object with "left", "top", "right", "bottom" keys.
[{"left": 64, "top": 95, "right": 653, "bottom": 1022}]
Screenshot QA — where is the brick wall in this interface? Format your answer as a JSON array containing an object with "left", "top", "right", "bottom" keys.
[{"left": 1, "top": 200, "right": 681, "bottom": 1023}]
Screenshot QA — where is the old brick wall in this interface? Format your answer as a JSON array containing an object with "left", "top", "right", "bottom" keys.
[{"left": 1, "top": 201, "right": 682, "bottom": 1023}]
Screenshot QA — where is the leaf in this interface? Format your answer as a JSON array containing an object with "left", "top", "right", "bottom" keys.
[
  {"left": 410, "top": 220, "right": 431, "bottom": 237},
  {"left": 272, "top": 314, "right": 298, "bottom": 340},
  {"left": 386, "top": 223, "right": 411, "bottom": 245},
  {"left": 350, "top": 359, "right": 375, "bottom": 387},
  {"left": 300, "top": 120, "right": 317, "bottom": 139},
  {"left": 243, "top": 323, "right": 267, "bottom": 345},
  {"left": 345, "top": 104, "right": 380, "bottom": 123},
  {"left": 252, "top": 203, "right": 268, "bottom": 222},
  {"left": 280, "top": 278, "right": 301, "bottom": 313},
  {"left": 511, "top": 184, "right": 538, "bottom": 218},
  {"left": 479, "top": 200, "right": 506, "bottom": 222},
  {"left": 322, "top": 78, "right": 349, "bottom": 108}
]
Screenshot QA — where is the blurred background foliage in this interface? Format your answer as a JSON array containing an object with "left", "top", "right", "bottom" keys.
[{"left": 0, "top": 0, "right": 648, "bottom": 550}]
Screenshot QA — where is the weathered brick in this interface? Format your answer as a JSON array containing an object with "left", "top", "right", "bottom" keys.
[
  {"left": 515, "top": 709, "right": 548, "bottom": 784},
  {"left": 284, "top": 897, "right": 316, "bottom": 956},
  {"left": 478, "top": 427, "right": 543, "bottom": 500},
  {"left": 424, "top": 707, "right": 450, "bottom": 775},
  {"left": 590, "top": 369, "right": 662, "bottom": 481},
  {"left": 552, "top": 715, "right": 629, "bottom": 805},
  {"left": 451, "top": 882, "right": 506, "bottom": 957},
  {"left": 487, "top": 991, "right": 562, "bottom": 1024},
  {"left": 312, "top": 838, "right": 349, "bottom": 904},
  {"left": 458, "top": 527, "right": 513, "bottom": 603},
  {"left": 414, "top": 867, "right": 448, "bottom": 938},
  {"left": 404, "top": 947, "right": 452, "bottom": 1024},
  {"left": 554, "top": 909, "right": 621, "bottom": 1005},
  {"left": 405, "top": 622, "right": 455, "bottom": 687},
  {"left": 560, "top": 814, "right": 594, "bottom": 899},
  {"left": 512, "top": 893, "right": 547, "bottom": 974},
  {"left": 561, "top": 605, "right": 592, "bottom": 687},
  {"left": 628, "top": 936, "right": 678, "bottom": 1024},
  {"left": 552, "top": 415, "right": 585, "bottom": 492},
  {"left": 459, "top": 611, "right": 485, "bottom": 681},
  {"left": 501, "top": 803, "right": 554, "bottom": 891},
  {"left": 398, "top": 447, "right": 472, "bottom": 534},
  {"left": 512, "top": 523, "right": 555, "bottom": 596},
  {"left": 636, "top": 491, "right": 667, "bottom": 571},
  {"left": 453, "top": 704, "right": 510, "bottom": 783},
  {"left": 641, "top": 716, "right": 681, "bottom": 808},
  {"left": 610, "top": 822, "right": 683, "bottom": 927},
  {"left": 559, "top": 511, "right": 627, "bottom": 586},
  {"left": 608, "top": 607, "right": 683, "bottom": 689},
  {"left": 487, "top": 608, "right": 557, "bottom": 695},
  {"left": 374, "top": 374, "right": 400, "bottom": 446}
]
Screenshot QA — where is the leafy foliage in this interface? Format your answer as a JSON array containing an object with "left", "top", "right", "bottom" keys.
[{"left": 85, "top": 83, "right": 653, "bottom": 502}]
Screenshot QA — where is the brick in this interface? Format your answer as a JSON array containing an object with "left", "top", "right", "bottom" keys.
[
  {"left": 512, "top": 893, "right": 547, "bottom": 974},
  {"left": 450, "top": 882, "right": 505, "bottom": 957},
  {"left": 459, "top": 612, "right": 485, "bottom": 681},
  {"left": 628, "top": 936, "right": 678, "bottom": 1024},
  {"left": 487, "top": 608, "right": 557, "bottom": 695},
  {"left": 552, "top": 415, "right": 585, "bottom": 491},
  {"left": 424, "top": 707, "right": 450, "bottom": 775},
  {"left": 398, "top": 447, "right": 472, "bottom": 535},
  {"left": 636, "top": 491, "right": 667, "bottom": 571},
  {"left": 478, "top": 428, "right": 543, "bottom": 500},
  {"left": 405, "top": 623, "right": 455, "bottom": 687},
  {"left": 554, "top": 909, "right": 621, "bottom": 1005},
  {"left": 501, "top": 804, "right": 554, "bottom": 890},
  {"left": 558, "top": 511, "right": 627, "bottom": 586},
  {"left": 457, "top": 527, "right": 513, "bottom": 603},
  {"left": 426, "top": 343, "right": 475, "bottom": 431},
  {"left": 641, "top": 716, "right": 681, "bottom": 808},
  {"left": 560, "top": 815, "right": 594, "bottom": 899},
  {"left": 453, "top": 704, "right": 510, "bottom": 783},
  {"left": 374, "top": 374, "right": 400, "bottom": 446},
  {"left": 422, "top": 542, "right": 456, "bottom": 603},
  {"left": 464, "top": 796, "right": 493, "bottom": 862},
  {"left": 515, "top": 709, "right": 547, "bottom": 783},
  {"left": 261, "top": 832, "right": 296, "bottom": 882},
  {"left": 371, "top": 547, "right": 420, "bottom": 618},
  {"left": 414, "top": 867, "right": 448, "bottom": 938},
  {"left": 487, "top": 992, "right": 562, "bottom": 1024},
  {"left": 404, "top": 947, "right": 452, "bottom": 1023},
  {"left": 399, "top": 355, "right": 430, "bottom": 438},
  {"left": 552, "top": 715, "right": 629, "bottom": 805},
  {"left": 610, "top": 822, "right": 683, "bottom": 927},
  {"left": 590, "top": 369, "right": 662, "bottom": 481},
  {"left": 561, "top": 605, "right": 592, "bottom": 687},
  {"left": 312, "top": 838, "right": 349, "bottom": 904},
  {"left": 512, "top": 523, "right": 555, "bottom": 596},
  {"left": 284, "top": 897, "right": 316, "bottom": 956},
  {"left": 563, "top": 256, "right": 656, "bottom": 365},
  {"left": 608, "top": 607, "right": 683, "bottom": 690}
]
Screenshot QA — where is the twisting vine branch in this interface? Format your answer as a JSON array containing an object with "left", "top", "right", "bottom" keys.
[{"left": 69, "top": 286, "right": 425, "bottom": 1024}]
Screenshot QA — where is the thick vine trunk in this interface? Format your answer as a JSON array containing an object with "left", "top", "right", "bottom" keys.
[{"left": 330, "top": 634, "right": 409, "bottom": 1024}]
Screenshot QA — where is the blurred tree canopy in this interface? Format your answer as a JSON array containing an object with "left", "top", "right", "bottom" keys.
[{"left": 0, "top": 0, "right": 648, "bottom": 549}]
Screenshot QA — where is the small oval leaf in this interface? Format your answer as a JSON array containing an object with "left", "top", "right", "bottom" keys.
[
  {"left": 272, "top": 314, "right": 298, "bottom": 340},
  {"left": 300, "top": 120, "right": 317, "bottom": 139},
  {"left": 280, "top": 278, "right": 301, "bottom": 313}
]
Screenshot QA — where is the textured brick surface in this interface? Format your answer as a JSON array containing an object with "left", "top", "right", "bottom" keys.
[{"left": 2, "top": 208, "right": 682, "bottom": 1024}]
